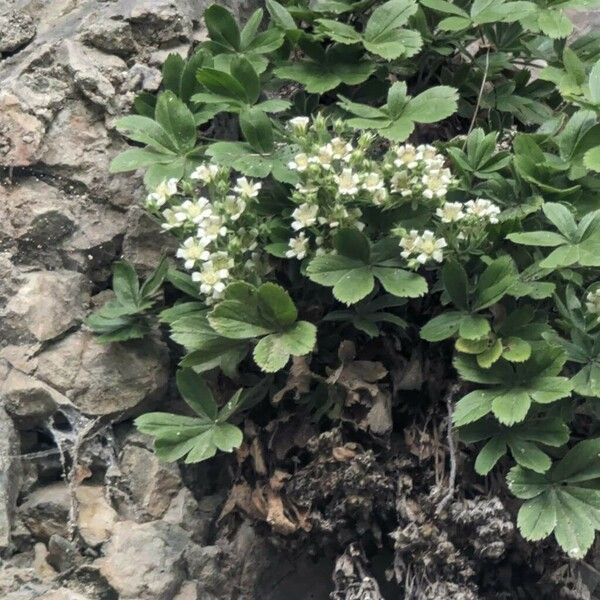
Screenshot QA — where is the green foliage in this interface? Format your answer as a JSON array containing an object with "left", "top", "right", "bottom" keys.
[
  {"left": 94, "top": 0, "right": 600, "bottom": 561},
  {"left": 338, "top": 82, "right": 458, "bottom": 141},
  {"left": 508, "top": 438, "right": 600, "bottom": 559},
  {"left": 86, "top": 258, "right": 167, "bottom": 343},
  {"left": 307, "top": 229, "right": 427, "bottom": 304}
]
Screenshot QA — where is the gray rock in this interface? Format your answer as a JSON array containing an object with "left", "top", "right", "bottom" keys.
[
  {"left": 4, "top": 270, "right": 90, "bottom": 343},
  {"left": 0, "top": 10, "right": 36, "bottom": 54},
  {"left": 97, "top": 520, "right": 189, "bottom": 600},
  {"left": 118, "top": 436, "right": 182, "bottom": 520},
  {"left": 0, "top": 406, "right": 21, "bottom": 548},
  {"left": 34, "top": 330, "right": 169, "bottom": 416},
  {"left": 79, "top": 14, "right": 137, "bottom": 57},
  {"left": 75, "top": 485, "right": 117, "bottom": 547},
  {"left": 18, "top": 483, "right": 70, "bottom": 542}
]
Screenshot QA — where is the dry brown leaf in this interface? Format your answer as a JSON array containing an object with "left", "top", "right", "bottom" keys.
[
  {"left": 272, "top": 355, "right": 314, "bottom": 404},
  {"left": 269, "top": 469, "right": 291, "bottom": 491},
  {"left": 332, "top": 445, "right": 358, "bottom": 462},
  {"left": 266, "top": 487, "right": 297, "bottom": 535},
  {"left": 249, "top": 437, "right": 268, "bottom": 476},
  {"left": 366, "top": 390, "right": 392, "bottom": 436}
]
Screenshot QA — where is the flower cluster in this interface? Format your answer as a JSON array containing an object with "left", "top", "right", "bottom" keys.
[
  {"left": 436, "top": 198, "right": 501, "bottom": 224},
  {"left": 282, "top": 117, "right": 459, "bottom": 259},
  {"left": 145, "top": 166, "right": 267, "bottom": 303},
  {"left": 399, "top": 229, "right": 448, "bottom": 267},
  {"left": 586, "top": 289, "right": 600, "bottom": 320}
]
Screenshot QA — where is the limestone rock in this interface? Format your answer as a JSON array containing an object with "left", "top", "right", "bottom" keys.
[
  {"left": 128, "top": 0, "right": 197, "bottom": 45},
  {"left": 1, "top": 369, "right": 70, "bottom": 425},
  {"left": 34, "top": 330, "right": 169, "bottom": 416},
  {"left": 119, "top": 438, "right": 182, "bottom": 519},
  {"left": 0, "top": 93, "right": 45, "bottom": 166},
  {"left": 174, "top": 581, "right": 198, "bottom": 600},
  {"left": 39, "top": 589, "right": 93, "bottom": 600},
  {"left": 79, "top": 14, "right": 137, "bottom": 57},
  {"left": 121, "top": 205, "right": 178, "bottom": 275},
  {"left": 18, "top": 483, "right": 70, "bottom": 542},
  {"left": 5, "top": 270, "right": 90, "bottom": 343},
  {"left": 98, "top": 520, "right": 189, "bottom": 600},
  {"left": 75, "top": 486, "right": 117, "bottom": 547},
  {"left": 0, "top": 406, "right": 21, "bottom": 548},
  {"left": 0, "top": 10, "right": 36, "bottom": 54}
]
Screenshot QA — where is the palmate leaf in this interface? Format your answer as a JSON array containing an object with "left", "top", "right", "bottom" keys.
[
  {"left": 316, "top": 0, "right": 422, "bottom": 60},
  {"left": 207, "top": 282, "right": 317, "bottom": 373},
  {"left": 460, "top": 418, "right": 570, "bottom": 475},
  {"left": 508, "top": 438, "right": 600, "bottom": 558},
  {"left": 306, "top": 229, "right": 427, "bottom": 305},
  {"left": 338, "top": 81, "right": 458, "bottom": 142},
  {"left": 275, "top": 44, "right": 375, "bottom": 94},
  {"left": 453, "top": 348, "right": 572, "bottom": 427},
  {"left": 508, "top": 204, "right": 600, "bottom": 269}
]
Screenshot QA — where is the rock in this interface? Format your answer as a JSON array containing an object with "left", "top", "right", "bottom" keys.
[
  {"left": 97, "top": 520, "right": 189, "bottom": 600},
  {"left": 121, "top": 205, "right": 179, "bottom": 275},
  {"left": 0, "top": 10, "right": 36, "bottom": 54},
  {"left": 174, "top": 581, "right": 198, "bottom": 600},
  {"left": 47, "top": 534, "right": 79, "bottom": 573},
  {"left": 5, "top": 270, "right": 90, "bottom": 342},
  {"left": 34, "top": 330, "right": 169, "bottom": 416},
  {"left": 0, "top": 93, "right": 45, "bottom": 166},
  {"left": 75, "top": 485, "right": 117, "bottom": 547},
  {"left": 164, "top": 489, "right": 222, "bottom": 544},
  {"left": 33, "top": 543, "right": 57, "bottom": 581},
  {"left": 79, "top": 14, "right": 137, "bottom": 57},
  {"left": 39, "top": 589, "right": 93, "bottom": 600},
  {"left": 0, "top": 406, "right": 21, "bottom": 548},
  {"left": 128, "top": 0, "right": 197, "bottom": 45},
  {"left": 17, "top": 482, "right": 71, "bottom": 542},
  {"left": 18, "top": 483, "right": 70, "bottom": 542},
  {"left": 1, "top": 369, "right": 70, "bottom": 425},
  {"left": 119, "top": 438, "right": 182, "bottom": 520}
]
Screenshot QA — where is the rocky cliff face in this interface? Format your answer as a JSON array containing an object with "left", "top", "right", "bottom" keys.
[{"left": 0, "top": 2, "right": 328, "bottom": 599}]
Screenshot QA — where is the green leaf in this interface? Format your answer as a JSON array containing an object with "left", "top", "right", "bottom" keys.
[
  {"left": 266, "top": 0, "right": 297, "bottom": 30},
  {"left": 491, "top": 389, "right": 531, "bottom": 425},
  {"left": 155, "top": 91, "right": 197, "bottom": 152},
  {"left": 537, "top": 9, "right": 572, "bottom": 39},
  {"left": 239, "top": 108, "right": 274, "bottom": 154},
  {"left": 372, "top": 267, "right": 427, "bottom": 298},
  {"left": 204, "top": 5, "right": 240, "bottom": 51},
  {"left": 584, "top": 146, "right": 600, "bottom": 172},
  {"left": 334, "top": 228, "right": 371, "bottom": 262},
  {"left": 403, "top": 86, "right": 458, "bottom": 123},
  {"left": 476, "top": 337, "right": 503, "bottom": 368},
  {"left": 543, "top": 203, "right": 577, "bottom": 240},
  {"left": 475, "top": 436, "right": 507, "bottom": 474},
  {"left": 419, "top": 0, "right": 469, "bottom": 17},
  {"left": 196, "top": 68, "right": 248, "bottom": 103},
  {"left": 112, "top": 261, "right": 140, "bottom": 306},
  {"left": 442, "top": 261, "right": 469, "bottom": 311},
  {"left": 453, "top": 389, "right": 496, "bottom": 426},
  {"left": 459, "top": 315, "right": 491, "bottom": 340},
  {"left": 589, "top": 59, "right": 600, "bottom": 104},
  {"left": 230, "top": 57, "right": 260, "bottom": 104},
  {"left": 364, "top": 0, "right": 418, "bottom": 42},
  {"left": 502, "top": 337, "right": 532, "bottom": 363},
  {"left": 420, "top": 311, "right": 464, "bottom": 342},
  {"left": 176, "top": 369, "right": 218, "bottom": 420},
  {"left": 115, "top": 115, "right": 177, "bottom": 154},
  {"left": 209, "top": 299, "right": 273, "bottom": 338},
  {"left": 109, "top": 148, "right": 172, "bottom": 173},
  {"left": 257, "top": 282, "right": 298, "bottom": 329},
  {"left": 253, "top": 321, "right": 317, "bottom": 372}
]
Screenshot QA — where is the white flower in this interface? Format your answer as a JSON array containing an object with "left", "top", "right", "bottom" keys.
[
  {"left": 233, "top": 177, "right": 261, "bottom": 198},
  {"left": 465, "top": 198, "right": 501, "bottom": 224},
  {"left": 288, "top": 152, "right": 310, "bottom": 172},
  {"left": 146, "top": 178, "right": 178, "bottom": 207},
  {"left": 422, "top": 169, "right": 452, "bottom": 199},
  {"left": 586, "top": 289, "right": 600, "bottom": 316},
  {"left": 414, "top": 230, "right": 447, "bottom": 264},
  {"left": 330, "top": 137, "right": 353, "bottom": 161},
  {"left": 295, "top": 182, "right": 319, "bottom": 195},
  {"left": 436, "top": 201, "right": 465, "bottom": 223},
  {"left": 394, "top": 144, "right": 419, "bottom": 169},
  {"left": 399, "top": 229, "right": 420, "bottom": 259},
  {"left": 291, "top": 203, "right": 319, "bottom": 230},
  {"left": 372, "top": 187, "right": 388, "bottom": 206},
  {"left": 176, "top": 237, "right": 210, "bottom": 270},
  {"left": 416, "top": 144, "right": 439, "bottom": 162},
  {"left": 209, "top": 250, "right": 234, "bottom": 273},
  {"left": 362, "top": 172, "right": 384, "bottom": 192},
  {"left": 309, "top": 145, "right": 334, "bottom": 170},
  {"left": 288, "top": 116, "right": 310, "bottom": 132},
  {"left": 192, "top": 260, "right": 229, "bottom": 296},
  {"left": 286, "top": 232, "right": 309, "bottom": 259},
  {"left": 174, "top": 198, "right": 211, "bottom": 224},
  {"left": 197, "top": 215, "right": 227, "bottom": 242},
  {"left": 335, "top": 168, "right": 360, "bottom": 196},
  {"left": 390, "top": 171, "right": 413, "bottom": 196},
  {"left": 161, "top": 208, "right": 180, "bottom": 230},
  {"left": 222, "top": 195, "right": 246, "bottom": 221},
  {"left": 190, "top": 164, "right": 220, "bottom": 183}
]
